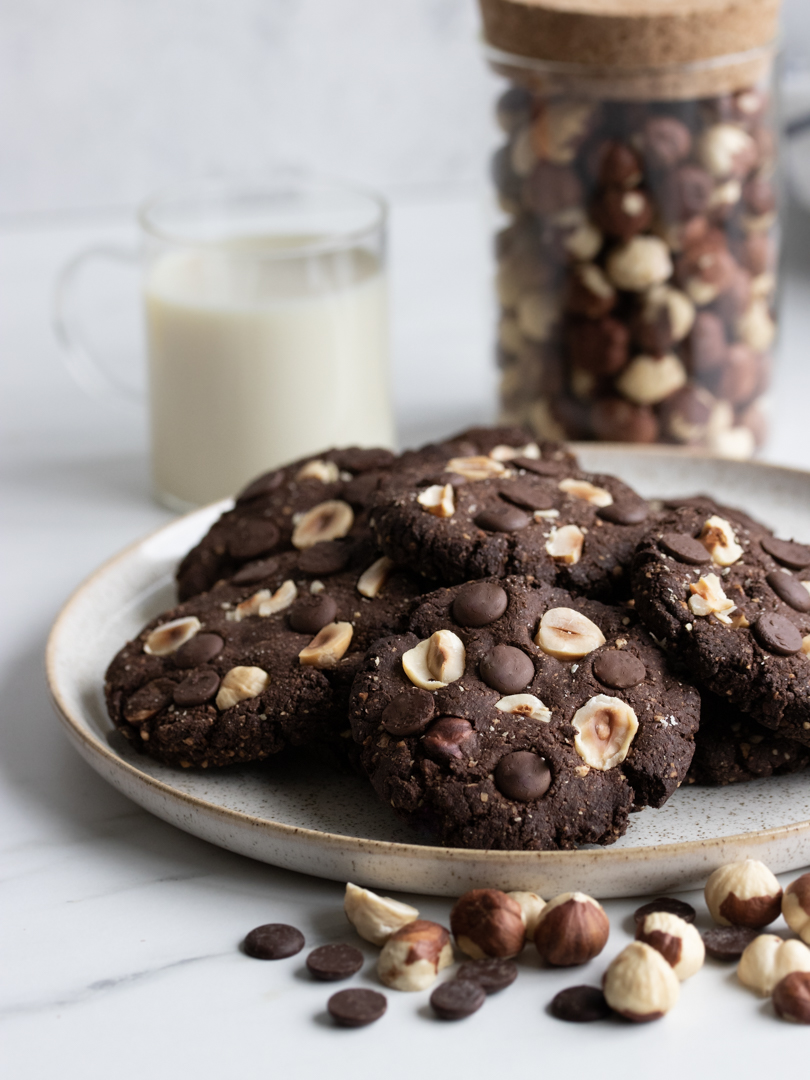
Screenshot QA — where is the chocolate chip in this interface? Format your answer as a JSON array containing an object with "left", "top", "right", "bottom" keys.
[
  {"left": 244, "top": 923, "right": 305, "bottom": 960},
  {"left": 494, "top": 751, "right": 551, "bottom": 802},
  {"left": 499, "top": 483, "right": 554, "bottom": 512},
  {"left": 422, "top": 717, "right": 477, "bottom": 763},
  {"left": 298, "top": 541, "right": 351, "bottom": 576},
  {"left": 174, "top": 632, "right": 225, "bottom": 668},
  {"left": 597, "top": 499, "right": 648, "bottom": 526},
  {"left": 342, "top": 473, "right": 380, "bottom": 507},
  {"left": 633, "top": 897, "right": 696, "bottom": 925},
  {"left": 381, "top": 688, "right": 435, "bottom": 737},
  {"left": 702, "top": 925, "right": 761, "bottom": 961},
  {"left": 513, "top": 457, "right": 565, "bottom": 477},
  {"left": 306, "top": 944, "right": 363, "bottom": 981},
  {"left": 235, "top": 470, "right": 284, "bottom": 504},
  {"left": 328, "top": 988, "right": 387, "bottom": 1028},
  {"left": 452, "top": 582, "right": 508, "bottom": 628},
  {"left": 474, "top": 504, "right": 531, "bottom": 533},
  {"left": 430, "top": 979, "right": 486, "bottom": 1020},
  {"left": 480, "top": 645, "right": 535, "bottom": 694},
  {"left": 593, "top": 650, "right": 646, "bottom": 689},
  {"left": 550, "top": 985, "right": 612, "bottom": 1022},
  {"left": 753, "top": 613, "right": 803, "bottom": 656},
  {"left": 766, "top": 572, "right": 810, "bottom": 613},
  {"left": 456, "top": 958, "right": 518, "bottom": 994},
  {"left": 663, "top": 496, "right": 717, "bottom": 514},
  {"left": 335, "top": 447, "right": 395, "bottom": 473},
  {"left": 659, "top": 532, "right": 711, "bottom": 564},
  {"left": 173, "top": 669, "right": 220, "bottom": 707},
  {"left": 123, "top": 678, "right": 174, "bottom": 724},
  {"left": 227, "top": 518, "right": 280, "bottom": 560},
  {"left": 761, "top": 536, "right": 810, "bottom": 570},
  {"left": 289, "top": 594, "right": 338, "bottom": 635},
  {"left": 231, "top": 559, "right": 280, "bottom": 586}
]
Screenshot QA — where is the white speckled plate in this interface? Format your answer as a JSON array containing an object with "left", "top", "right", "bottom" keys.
[{"left": 46, "top": 447, "right": 810, "bottom": 898}]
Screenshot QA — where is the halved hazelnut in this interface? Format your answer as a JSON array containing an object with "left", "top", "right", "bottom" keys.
[
  {"left": 489, "top": 442, "right": 540, "bottom": 462},
  {"left": 356, "top": 556, "right": 395, "bottom": 599},
  {"left": 572, "top": 694, "right": 639, "bottom": 770},
  {"left": 688, "top": 573, "right": 736, "bottom": 622},
  {"left": 292, "top": 500, "right": 354, "bottom": 549},
  {"left": 451, "top": 889, "right": 526, "bottom": 959},
  {"left": 737, "top": 935, "right": 810, "bottom": 996},
  {"left": 699, "top": 515, "right": 743, "bottom": 566},
  {"left": 603, "top": 942, "right": 680, "bottom": 1022},
  {"left": 215, "top": 666, "right": 269, "bottom": 710},
  {"left": 534, "top": 892, "right": 609, "bottom": 966},
  {"left": 773, "top": 971, "right": 810, "bottom": 1023},
  {"left": 143, "top": 616, "right": 202, "bottom": 656},
  {"left": 558, "top": 478, "right": 614, "bottom": 507},
  {"left": 783, "top": 874, "right": 810, "bottom": 945},
  {"left": 296, "top": 459, "right": 340, "bottom": 483},
  {"left": 495, "top": 694, "right": 552, "bottom": 722},
  {"left": 507, "top": 892, "right": 546, "bottom": 938},
  {"left": 233, "top": 579, "right": 297, "bottom": 621},
  {"left": 705, "top": 858, "right": 783, "bottom": 928},
  {"left": 635, "top": 911, "right": 705, "bottom": 980},
  {"left": 344, "top": 882, "right": 420, "bottom": 947},
  {"left": 417, "top": 483, "right": 455, "bottom": 518},
  {"left": 615, "top": 354, "right": 687, "bottom": 407},
  {"left": 402, "top": 631, "right": 466, "bottom": 690},
  {"left": 535, "top": 607, "right": 606, "bottom": 660},
  {"left": 545, "top": 524, "right": 585, "bottom": 564},
  {"left": 377, "top": 920, "right": 453, "bottom": 991},
  {"left": 445, "top": 456, "right": 509, "bottom": 481},
  {"left": 298, "top": 621, "right": 354, "bottom": 669}
]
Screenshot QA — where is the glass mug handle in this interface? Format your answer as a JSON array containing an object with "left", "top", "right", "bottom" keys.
[{"left": 52, "top": 245, "right": 144, "bottom": 403}]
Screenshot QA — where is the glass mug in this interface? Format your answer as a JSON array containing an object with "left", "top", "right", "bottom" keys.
[{"left": 55, "top": 174, "right": 395, "bottom": 510}]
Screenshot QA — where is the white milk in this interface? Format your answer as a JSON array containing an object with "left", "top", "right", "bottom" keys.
[{"left": 144, "top": 238, "right": 393, "bottom": 508}]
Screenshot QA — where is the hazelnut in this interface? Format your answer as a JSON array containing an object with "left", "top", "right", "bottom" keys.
[
  {"left": 592, "top": 188, "right": 653, "bottom": 242},
  {"left": 782, "top": 874, "right": 810, "bottom": 945},
  {"left": 697, "top": 123, "right": 757, "bottom": 180},
  {"left": 496, "top": 86, "right": 533, "bottom": 134},
  {"left": 566, "top": 264, "right": 616, "bottom": 319},
  {"left": 417, "top": 483, "right": 455, "bottom": 518},
  {"left": 215, "top": 666, "right": 269, "bottom": 710},
  {"left": 637, "top": 284, "right": 695, "bottom": 350},
  {"left": 737, "top": 935, "right": 810, "bottom": 996},
  {"left": 773, "top": 971, "right": 810, "bottom": 1024},
  {"left": 527, "top": 398, "right": 568, "bottom": 441},
  {"left": 534, "top": 892, "right": 609, "bottom": 966},
  {"left": 445, "top": 456, "right": 508, "bottom": 482},
  {"left": 530, "top": 100, "right": 596, "bottom": 164},
  {"left": 233, "top": 579, "right": 297, "bottom": 621},
  {"left": 637, "top": 116, "right": 692, "bottom": 169},
  {"left": 494, "top": 693, "right": 552, "bottom": 722},
  {"left": 635, "top": 911, "right": 705, "bottom": 980},
  {"left": 708, "top": 425, "right": 756, "bottom": 460},
  {"left": 591, "top": 398, "right": 659, "bottom": 443},
  {"left": 606, "top": 237, "right": 672, "bottom": 293},
  {"left": 587, "top": 140, "right": 642, "bottom": 189},
  {"left": 572, "top": 695, "right": 638, "bottom": 771},
  {"left": 535, "top": 607, "right": 606, "bottom": 660},
  {"left": 356, "top": 556, "right": 394, "bottom": 599},
  {"left": 615, "top": 353, "right": 687, "bottom": 406},
  {"left": 522, "top": 162, "right": 583, "bottom": 217},
  {"left": 143, "top": 616, "right": 202, "bottom": 656},
  {"left": 558, "top": 478, "right": 613, "bottom": 508},
  {"left": 603, "top": 941, "right": 680, "bottom": 1022},
  {"left": 676, "top": 229, "right": 737, "bottom": 306},
  {"left": 298, "top": 621, "right": 354, "bottom": 669},
  {"left": 566, "top": 317, "right": 629, "bottom": 377},
  {"left": 688, "top": 310, "right": 728, "bottom": 375},
  {"left": 517, "top": 291, "right": 561, "bottom": 343},
  {"left": 658, "top": 166, "right": 714, "bottom": 222},
  {"left": 737, "top": 299, "right": 776, "bottom": 353},
  {"left": 292, "top": 500, "right": 354, "bottom": 549},
  {"left": 545, "top": 524, "right": 585, "bottom": 565},
  {"left": 344, "top": 883, "right": 420, "bottom": 947},
  {"left": 561, "top": 214, "right": 603, "bottom": 262},
  {"left": 507, "top": 891, "right": 546, "bottom": 938},
  {"left": 450, "top": 889, "right": 526, "bottom": 960},
  {"left": 688, "top": 573, "right": 736, "bottom": 622},
  {"left": 377, "top": 920, "right": 453, "bottom": 992},
  {"left": 402, "top": 630, "right": 466, "bottom": 690},
  {"left": 659, "top": 386, "right": 732, "bottom": 446},
  {"left": 296, "top": 458, "right": 339, "bottom": 483},
  {"left": 699, "top": 515, "right": 743, "bottom": 566},
  {"left": 705, "top": 859, "right": 783, "bottom": 928}
]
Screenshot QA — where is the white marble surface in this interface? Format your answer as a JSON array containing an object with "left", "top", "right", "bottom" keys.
[{"left": 3, "top": 190, "right": 810, "bottom": 1076}]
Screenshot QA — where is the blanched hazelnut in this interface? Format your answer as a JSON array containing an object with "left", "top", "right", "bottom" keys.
[
  {"left": 737, "top": 299, "right": 776, "bottom": 352},
  {"left": 737, "top": 935, "right": 810, "bottom": 996},
  {"left": 782, "top": 874, "right": 810, "bottom": 945},
  {"left": 507, "top": 891, "right": 546, "bottom": 938},
  {"left": 773, "top": 971, "right": 810, "bottom": 1023},
  {"left": 545, "top": 524, "right": 585, "bottom": 565},
  {"left": 659, "top": 386, "right": 731, "bottom": 446},
  {"left": 292, "top": 500, "right": 354, "bottom": 549},
  {"left": 527, "top": 398, "right": 567, "bottom": 441},
  {"left": 234, "top": 579, "right": 297, "bottom": 621},
  {"left": 688, "top": 573, "right": 736, "bottom": 622},
  {"left": 566, "top": 264, "right": 616, "bottom": 319},
  {"left": 535, "top": 607, "right": 605, "bottom": 660},
  {"left": 699, "top": 515, "right": 743, "bottom": 566},
  {"left": 494, "top": 694, "right": 552, "bottom": 722},
  {"left": 344, "top": 883, "right": 420, "bottom": 947},
  {"left": 417, "top": 483, "right": 455, "bottom": 518},
  {"left": 615, "top": 354, "right": 687, "bottom": 407},
  {"left": 144, "top": 616, "right": 202, "bottom": 656},
  {"left": 451, "top": 889, "right": 526, "bottom": 960},
  {"left": 705, "top": 859, "right": 783, "bottom": 928},
  {"left": 708, "top": 425, "right": 756, "bottom": 460},
  {"left": 572, "top": 695, "right": 638, "bottom": 770},
  {"left": 402, "top": 630, "right": 466, "bottom": 690},
  {"left": 296, "top": 458, "right": 340, "bottom": 483},
  {"left": 215, "top": 666, "right": 269, "bottom": 710},
  {"left": 445, "top": 456, "right": 508, "bottom": 482},
  {"left": 606, "top": 236, "right": 672, "bottom": 292},
  {"left": 530, "top": 100, "right": 596, "bottom": 164},
  {"left": 635, "top": 912, "right": 705, "bottom": 980},
  {"left": 637, "top": 284, "right": 695, "bottom": 349},
  {"left": 298, "top": 621, "right": 354, "bottom": 668},
  {"left": 697, "top": 123, "right": 757, "bottom": 180},
  {"left": 517, "top": 291, "right": 561, "bottom": 343},
  {"left": 558, "top": 478, "right": 613, "bottom": 507},
  {"left": 534, "top": 892, "right": 609, "bottom": 966},
  {"left": 356, "top": 556, "right": 394, "bottom": 599},
  {"left": 603, "top": 942, "right": 680, "bottom": 1022},
  {"left": 377, "top": 920, "right": 453, "bottom": 991}
]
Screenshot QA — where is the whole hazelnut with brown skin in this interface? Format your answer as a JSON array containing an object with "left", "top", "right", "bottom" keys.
[
  {"left": 591, "top": 397, "right": 659, "bottom": 443},
  {"left": 377, "top": 919, "right": 453, "bottom": 992},
  {"left": 450, "top": 889, "right": 526, "bottom": 960},
  {"left": 773, "top": 971, "right": 810, "bottom": 1024},
  {"left": 635, "top": 911, "right": 705, "bottom": 980},
  {"left": 782, "top": 873, "right": 810, "bottom": 945},
  {"left": 533, "top": 892, "right": 609, "bottom": 966},
  {"left": 737, "top": 934, "right": 810, "bottom": 996},
  {"left": 704, "top": 858, "right": 783, "bottom": 928},
  {"left": 603, "top": 941, "right": 680, "bottom": 1022}
]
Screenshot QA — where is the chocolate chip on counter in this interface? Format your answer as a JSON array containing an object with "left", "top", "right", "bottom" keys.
[
  {"left": 297, "top": 541, "right": 351, "bottom": 576},
  {"left": 752, "top": 613, "right": 803, "bottom": 656},
  {"left": 499, "top": 483, "right": 555, "bottom": 512},
  {"left": 761, "top": 536, "right": 810, "bottom": 570},
  {"left": 659, "top": 532, "right": 711, "bottom": 565},
  {"left": 289, "top": 594, "right": 339, "bottom": 635},
  {"left": 231, "top": 559, "right": 280, "bottom": 586},
  {"left": 513, "top": 457, "right": 566, "bottom": 477},
  {"left": 474, "top": 504, "right": 531, "bottom": 533},
  {"left": 550, "top": 985, "right": 612, "bottom": 1023},
  {"left": 494, "top": 751, "right": 551, "bottom": 802},
  {"left": 456, "top": 958, "right": 518, "bottom": 994},
  {"left": 235, "top": 470, "right": 284, "bottom": 504},
  {"left": 597, "top": 499, "right": 648, "bottom": 526},
  {"left": 452, "top": 581, "right": 509, "bottom": 628},
  {"left": 226, "top": 518, "right": 281, "bottom": 560},
  {"left": 422, "top": 717, "right": 478, "bottom": 763},
  {"left": 702, "top": 925, "right": 761, "bottom": 961},
  {"left": 593, "top": 651, "right": 646, "bottom": 689},
  {"left": 480, "top": 645, "right": 535, "bottom": 694},
  {"left": 328, "top": 988, "right": 387, "bottom": 1028},
  {"left": 173, "top": 669, "right": 220, "bottom": 707},
  {"left": 633, "top": 897, "right": 696, "bottom": 925},
  {"left": 766, "top": 572, "right": 810, "bottom": 613},
  {"left": 381, "top": 688, "right": 435, "bottom": 737},
  {"left": 244, "top": 923, "right": 305, "bottom": 960},
  {"left": 430, "top": 979, "right": 486, "bottom": 1020},
  {"left": 306, "top": 943, "right": 364, "bottom": 982},
  {"left": 173, "top": 632, "right": 225, "bottom": 668}
]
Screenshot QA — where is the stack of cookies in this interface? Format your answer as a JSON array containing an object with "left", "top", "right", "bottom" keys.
[{"left": 104, "top": 426, "right": 810, "bottom": 851}]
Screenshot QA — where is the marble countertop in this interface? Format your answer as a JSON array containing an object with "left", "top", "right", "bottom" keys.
[{"left": 3, "top": 191, "right": 810, "bottom": 1077}]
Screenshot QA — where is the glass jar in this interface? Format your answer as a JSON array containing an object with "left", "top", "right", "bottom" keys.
[{"left": 483, "top": 1, "right": 781, "bottom": 457}]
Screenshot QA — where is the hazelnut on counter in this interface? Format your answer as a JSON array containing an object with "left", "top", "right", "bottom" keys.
[
  {"left": 533, "top": 892, "right": 609, "bottom": 966},
  {"left": 507, "top": 891, "right": 546, "bottom": 939},
  {"left": 772, "top": 971, "right": 810, "bottom": 1024},
  {"left": 704, "top": 859, "right": 783, "bottom": 928},
  {"left": 344, "top": 883, "right": 420, "bottom": 947},
  {"left": 603, "top": 942, "right": 680, "bottom": 1022},
  {"left": 377, "top": 920, "right": 453, "bottom": 992},
  {"left": 450, "top": 889, "right": 526, "bottom": 960},
  {"left": 635, "top": 911, "right": 705, "bottom": 980},
  {"left": 737, "top": 934, "right": 810, "bottom": 997},
  {"left": 783, "top": 874, "right": 810, "bottom": 945}
]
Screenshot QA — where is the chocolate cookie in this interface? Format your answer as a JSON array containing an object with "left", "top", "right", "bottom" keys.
[
  {"left": 349, "top": 577, "right": 699, "bottom": 850},
  {"left": 106, "top": 549, "right": 424, "bottom": 768},
  {"left": 632, "top": 503, "right": 810, "bottom": 745}
]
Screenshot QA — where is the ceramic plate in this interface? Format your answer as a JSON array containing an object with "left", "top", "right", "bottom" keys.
[{"left": 46, "top": 446, "right": 810, "bottom": 898}]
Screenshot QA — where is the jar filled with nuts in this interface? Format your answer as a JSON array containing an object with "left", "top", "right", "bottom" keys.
[{"left": 481, "top": 0, "right": 781, "bottom": 456}]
